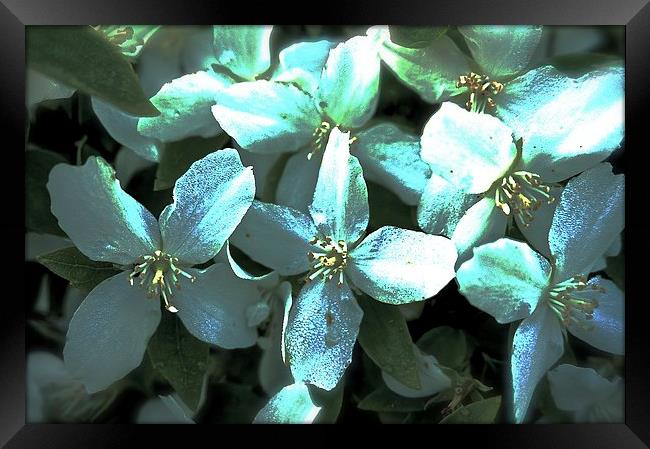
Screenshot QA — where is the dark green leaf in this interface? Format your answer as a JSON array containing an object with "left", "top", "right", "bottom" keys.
[
  {"left": 37, "top": 246, "right": 120, "bottom": 292},
  {"left": 439, "top": 396, "right": 501, "bottom": 424},
  {"left": 389, "top": 26, "right": 449, "bottom": 48},
  {"left": 27, "top": 26, "right": 158, "bottom": 116},
  {"left": 358, "top": 385, "right": 429, "bottom": 413},
  {"left": 95, "top": 25, "right": 161, "bottom": 59},
  {"left": 367, "top": 181, "right": 417, "bottom": 231},
  {"left": 309, "top": 382, "right": 345, "bottom": 423},
  {"left": 154, "top": 134, "right": 230, "bottom": 191},
  {"left": 416, "top": 326, "right": 471, "bottom": 372},
  {"left": 26, "top": 149, "right": 67, "bottom": 236},
  {"left": 207, "top": 383, "right": 266, "bottom": 424},
  {"left": 147, "top": 313, "right": 210, "bottom": 412},
  {"left": 545, "top": 53, "right": 622, "bottom": 77},
  {"left": 357, "top": 295, "right": 420, "bottom": 389}
]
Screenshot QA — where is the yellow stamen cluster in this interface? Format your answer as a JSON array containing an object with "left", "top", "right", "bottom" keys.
[
  {"left": 128, "top": 250, "right": 195, "bottom": 313},
  {"left": 307, "top": 121, "right": 332, "bottom": 160},
  {"left": 305, "top": 236, "right": 348, "bottom": 286},
  {"left": 457, "top": 72, "right": 504, "bottom": 112},
  {"left": 494, "top": 171, "right": 558, "bottom": 226},
  {"left": 547, "top": 275, "right": 604, "bottom": 328}
]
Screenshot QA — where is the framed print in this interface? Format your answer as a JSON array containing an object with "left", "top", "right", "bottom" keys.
[{"left": 4, "top": 0, "right": 650, "bottom": 446}]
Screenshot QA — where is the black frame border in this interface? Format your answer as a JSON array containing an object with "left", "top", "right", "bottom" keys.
[{"left": 4, "top": 0, "right": 649, "bottom": 447}]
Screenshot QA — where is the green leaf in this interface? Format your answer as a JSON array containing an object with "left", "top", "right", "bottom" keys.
[
  {"left": 357, "top": 295, "right": 420, "bottom": 389},
  {"left": 147, "top": 313, "right": 210, "bottom": 412},
  {"left": 27, "top": 26, "right": 158, "bottom": 116},
  {"left": 26, "top": 149, "right": 67, "bottom": 236},
  {"left": 309, "top": 382, "right": 345, "bottom": 423},
  {"left": 154, "top": 134, "right": 230, "bottom": 191},
  {"left": 94, "top": 25, "right": 161, "bottom": 59},
  {"left": 545, "top": 53, "right": 623, "bottom": 77},
  {"left": 37, "top": 246, "right": 120, "bottom": 292},
  {"left": 416, "top": 326, "right": 472, "bottom": 372},
  {"left": 388, "top": 26, "right": 448, "bottom": 48},
  {"left": 358, "top": 385, "right": 429, "bottom": 413},
  {"left": 439, "top": 396, "right": 502, "bottom": 424},
  {"left": 367, "top": 181, "right": 417, "bottom": 231}
]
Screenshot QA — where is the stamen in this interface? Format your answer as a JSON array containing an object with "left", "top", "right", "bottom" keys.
[
  {"left": 457, "top": 72, "right": 504, "bottom": 113},
  {"left": 546, "top": 275, "right": 604, "bottom": 329},
  {"left": 304, "top": 236, "right": 348, "bottom": 286},
  {"left": 493, "top": 171, "right": 559, "bottom": 226},
  {"left": 307, "top": 121, "right": 331, "bottom": 160}
]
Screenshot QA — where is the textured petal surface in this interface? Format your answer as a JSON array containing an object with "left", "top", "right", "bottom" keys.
[
  {"left": 275, "top": 149, "right": 323, "bottom": 214},
  {"left": 549, "top": 164, "right": 624, "bottom": 279},
  {"left": 174, "top": 265, "right": 260, "bottom": 349},
  {"left": 450, "top": 197, "right": 508, "bottom": 264},
  {"left": 548, "top": 364, "right": 621, "bottom": 412},
  {"left": 64, "top": 272, "right": 161, "bottom": 393},
  {"left": 230, "top": 200, "right": 320, "bottom": 276},
  {"left": 317, "top": 35, "right": 380, "bottom": 128},
  {"left": 309, "top": 128, "right": 369, "bottom": 244},
  {"left": 285, "top": 280, "right": 363, "bottom": 391},
  {"left": 211, "top": 80, "right": 322, "bottom": 154},
  {"left": 417, "top": 174, "right": 479, "bottom": 236},
  {"left": 347, "top": 226, "right": 457, "bottom": 304},
  {"left": 253, "top": 382, "right": 321, "bottom": 424},
  {"left": 48, "top": 157, "right": 160, "bottom": 265},
  {"left": 421, "top": 102, "right": 516, "bottom": 194},
  {"left": 498, "top": 65, "right": 624, "bottom": 182},
  {"left": 159, "top": 149, "right": 254, "bottom": 265},
  {"left": 213, "top": 25, "right": 273, "bottom": 80},
  {"left": 273, "top": 40, "right": 335, "bottom": 95},
  {"left": 459, "top": 26, "right": 542, "bottom": 78},
  {"left": 137, "top": 71, "right": 231, "bottom": 142},
  {"left": 567, "top": 277, "right": 624, "bottom": 355},
  {"left": 382, "top": 349, "right": 451, "bottom": 398},
  {"left": 511, "top": 305, "right": 564, "bottom": 423},
  {"left": 457, "top": 238, "right": 551, "bottom": 324},
  {"left": 352, "top": 122, "right": 431, "bottom": 206}
]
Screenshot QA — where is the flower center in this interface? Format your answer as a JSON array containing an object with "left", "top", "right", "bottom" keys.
[
  {"left": 493, "top": 171, "right": 559, "bottom": 226},
  {"left": 546, "top": 275, "right": 604, "bottom": 328},
  {"left": 128, "top": 250, "right": 195, "bottom": 313},
  {"left": 305, "top": 236, "right": 348, "bottom": 286},
  {"left": 307, "top": 121, "right": 357, "bottom": 160},
  {"left": 456, "top": 72, "right": 504, "bottom": 113}
]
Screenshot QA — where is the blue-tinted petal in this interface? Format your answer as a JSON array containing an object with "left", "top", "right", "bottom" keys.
[
  {"left": 275, "top": 149, "right": 322, "bottom": 214},
  {"left": 417, "top": 174, "right": 479, "bottom": 236},
  {"left": 253, "top": 382, "right": 321, "bottom": 424},
  {"left": 212, "top": 25, "right": 273, "bottom": 80},
  {"left": 450, "top": 197, "right": 508, "bottom": 264},
  {"left": 272, "top": 40, "right": 335, "bottom": 95}
]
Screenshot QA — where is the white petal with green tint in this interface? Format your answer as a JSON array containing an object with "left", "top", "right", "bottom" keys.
[
  {"left": 159, "top": 149, "right": 255, "bottom": 265},
  {"left": 230, "top": 200, "right": 320, "bottom": 276},
  {"left": 273, "top": 40, "right": 335, "bottom": 95},
  {"left": 567, "top": 277, "right": 624, "bottom": 355},
  {"left": 212, "top": 25, "right": 273, "bottom": 80},
  {"left": 92, "top": 97, "right": 162, "bottom": 162},
  {"left": 498, "top": 65, "right": 624, "bottom": 182},
  {"left": 421, "top": 102, "right": 516, "bottom": 194},
  {"left": 275, "top": 149, "right": 323, "bottom": 214},
  {"left": 285, "top": 280, "right": 363, "bottom": 391},
  {"left": 417, "top": 174, "right": 479, "bottom": 236},
  {"left": 450, "top": 197, "right": 508, "bottom": 264},
  {"left": 352, "top": 122, "right": 431, "bottom": 206},
  {"left": 457, "top": 238, "right": 551, "bottom": 324},
  {"left": 211, "top": 80, "right": 322, "bottom": 154},
  {"left": 377, "top": 28, "right": 470, "bottom": 104},
  {"left": 48, "top": 157, "right": 160, "bottom": 265},
  {"left": 458, "top": 26, "right": 543, "bottom": 79},
  {"left": 174, "top": 265, "right": 260, "bottom": 349},
  {"left": 137, "top": 71, "right": 231, "bottom": 142},
  {"left": 317, "top": 36, "right": 380, "bottom": 128},
  {"left": 548, "top": 364, "right": 621, "bottom": 412},
  {"left": 64, "top": 272, "right": 161, "bottom": 393},
  {"left": 309, "top": 128, "right": 369, "bottom": 244},
  {"left": 382, "top": 349, "right": 451, "bottom": 398},
  {"left": 549, "top": 164, "right": 624, "bottom": 279},
  {"left": 253, "top": 382, "right": 321, "bottom": 424},
  {"left": 511, "top": 305, "right": 565, "bottom": 423},
  {"left": 347, "top": 226, "right": 457, "bottom": 304}
]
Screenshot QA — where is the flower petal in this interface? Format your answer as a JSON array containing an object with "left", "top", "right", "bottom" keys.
[
  {"left": 229, "top": 200, "right": 320, "bottom": 276},
  {"left": 92, "top": 97, "right": 162, "bottom": 162},
  {"left": 352, "top": 122, "right": 431, "bottom": 206},
  {"left": 498, "top": 65, "right": 624, "bottom": 182},
  {"left": 253, "top": 382, "right": 321, "bottom": 424},
  {"left": 211, "top": 80, "right": 322, "bottom": 154},
  {"left": 317, "top": 35, "right": 380, "bottom": 128},
  {"left": 548, "top": 364, "right": 621, "bottom": 413},
  {"left": 272, "top": 40, "right": 335, "bottom": 95},
  {"left": 347, "top": 226, "right": 457, "bottom": 304},
  {"left": 382, "top": 349, "right": 451, "bottom": 398},
  {"left": 175, "top": 265, "right": 260, "bottom": 349},
  {"left": 567, "top": 277, "right": 624, "bottom": 355},
  {"left": 421, "top": 102, "right": 516, "bottom": 194},
  {"left": 285, "top": 280, "right": 363, "bottom": 391},
  {"left": 275, "top": 149, "right": 322, "bottom": 214},
  {"left": 417, "top": 174, "right": 479, "bottom": 236},
  {"left": 309, "top": 128, "right": 369, "bottom": 244},
  {"left": 549, "top": 163, "right": 624, "bottom": 278},
  {"left": 458, "top": 26, "right": 543, "bottom": 79},
  {"left": 48, "top": 157, "right": 160, "bottom": 265},
  {"left": 457, "top": 238, "right": 551, "bottom": 324},
  {"left": 159, "top": 149, "right": 255, "bottom": 265},
  {"left": 137, "top": 71, "right": 231, "bottom": 142},
  {"left": 212, "top": 25, "right": 273, "bottom": 80},
  {"left": 450, "top": 197, "right": 508, "bottom": 264},
  {"left": 63, "top": 272, "right": 161, "bottom": 393},
  {"left": 511, "top": 305, "right": 564, "bottom": 423},
  {"left": 515, "top": 185, "right": 563, "bottom": 260}
]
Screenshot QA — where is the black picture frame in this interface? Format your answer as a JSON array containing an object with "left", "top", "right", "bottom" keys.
[{"left": 4, "top": 0, "right": 649, "bottom": 446}]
